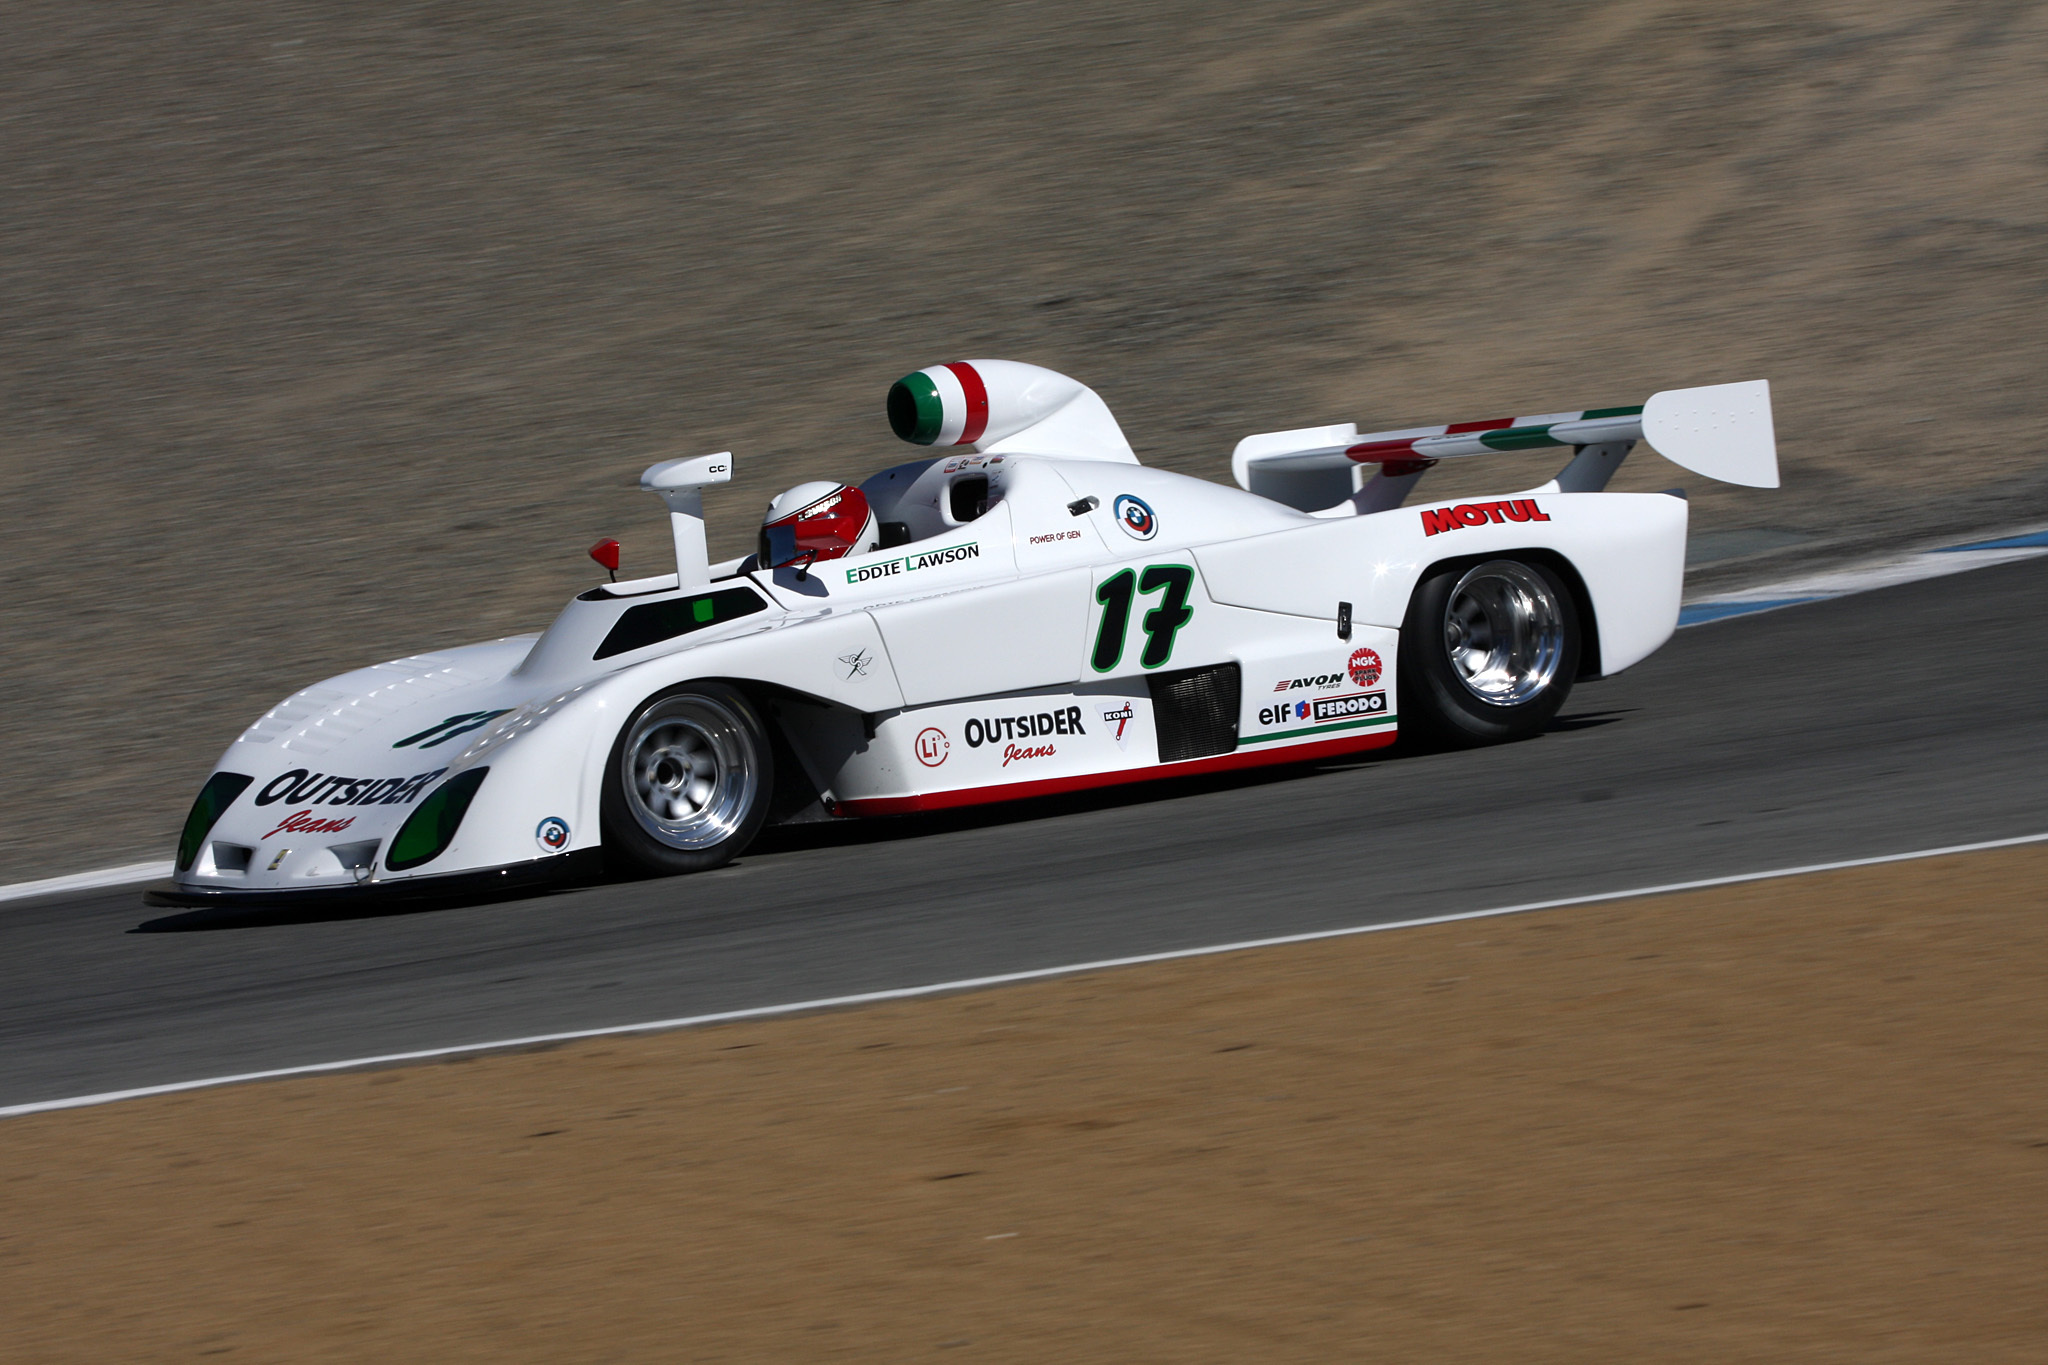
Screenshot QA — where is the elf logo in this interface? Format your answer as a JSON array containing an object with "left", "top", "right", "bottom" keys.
[{"left": 1421, "top": 499, "right": 1551, "bottom": 536}]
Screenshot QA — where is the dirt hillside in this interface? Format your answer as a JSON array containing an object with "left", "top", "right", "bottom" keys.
[{"left": 3, "top": 0, "right": 2045, "bottom": 879}]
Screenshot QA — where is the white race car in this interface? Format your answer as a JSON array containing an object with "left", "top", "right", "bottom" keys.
[{"left": 161, "top": 359, "right": 1776, "bottom": 904}]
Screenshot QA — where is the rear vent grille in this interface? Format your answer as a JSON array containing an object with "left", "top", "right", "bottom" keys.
[{"left": 1147, "top": 664, "right": 1240, "bottom": 764}]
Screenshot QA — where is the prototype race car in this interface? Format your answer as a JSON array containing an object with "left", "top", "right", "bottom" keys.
[{"left": 161, "top": 359, "right": 1776, "bottom": 903}]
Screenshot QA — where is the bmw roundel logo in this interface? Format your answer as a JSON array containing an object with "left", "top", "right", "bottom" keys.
[
  {"left": 1113, "top": 493, "right": 1158, "bottom": 541},
  {"left": 535, "top": 816, "right": 570, "bottom": 852}
]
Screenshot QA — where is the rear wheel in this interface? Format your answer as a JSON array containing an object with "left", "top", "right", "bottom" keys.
[
  {"left": 600, "top": 683, "right": 773, "bottom": 876},
  {"left": 1399, "top": 557, "right": 1579, "bottom": 749}
]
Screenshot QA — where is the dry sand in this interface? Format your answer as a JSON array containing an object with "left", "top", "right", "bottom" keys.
[
  {"left": 3, "top": 843, "right": 2043, "bottom": 1361},
  {"left": 3, "top": 1, "right": 2047, "bottom": 879}
]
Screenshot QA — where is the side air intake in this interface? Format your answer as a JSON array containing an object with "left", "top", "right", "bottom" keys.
[{"left": 1147, "top": 664, "right": 1240, "bottom": 763}]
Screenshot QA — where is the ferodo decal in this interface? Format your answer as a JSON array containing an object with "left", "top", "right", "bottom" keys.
[
  {"left": 1420, "top": 499, "right": 1551, "bottom": 536},
  {"left": 1312, "top": 692, "right": 1387, "bottom": 722},
  {"left": 254, "top": 767, "right": 447, "bottom": 807},
  {"left": 1348, "top": 648, "right": 1383, "bottom": 687},
  {"left": 1092, "top": 564, "right": 1196, "bottom": 672},
  {"left": 1258, "top": 691, "right": 1388, "bottom": 727},
  {"left": 845, "top": 541, "right": 980, "bottom": 585},
  {"left": 965, "top": 707, "right": 1085, "bottom": 748}
]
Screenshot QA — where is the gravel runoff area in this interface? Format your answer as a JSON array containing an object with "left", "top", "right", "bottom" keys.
[
  {"left": 5, "top": 0, "right": 2047, "bottom": 881},
  {"left": 3, "top": 843, "right": 2043, "bottom": 1361}
]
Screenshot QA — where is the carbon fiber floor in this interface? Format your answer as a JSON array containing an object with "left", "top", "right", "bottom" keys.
[{"left": 2, "top": 557, "right": 2044, "bottom": 1109}]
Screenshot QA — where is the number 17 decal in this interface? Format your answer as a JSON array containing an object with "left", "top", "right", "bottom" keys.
[{"left": 1092, "top": 564, "right": 1196, "bottom": 672}]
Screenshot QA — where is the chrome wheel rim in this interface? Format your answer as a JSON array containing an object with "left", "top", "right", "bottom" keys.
[
  {"left": 1444, "top": 560, "right": 1565, "bottom": 706},
  {"left": 620, "top": 696, "right": 758, "bottom": 850}
]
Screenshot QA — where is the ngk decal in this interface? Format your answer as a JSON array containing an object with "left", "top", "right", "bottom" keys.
[
  {"left": 1420, "top": 499, "right": 1550, "bottom": 536},
  {"left": 1348, "top": 648, "right": 1383, "bottom": 687}
]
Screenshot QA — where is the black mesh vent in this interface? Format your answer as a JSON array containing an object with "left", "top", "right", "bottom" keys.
[{"left": 1147, "top": 663, "right": 1240, "bottom": 764}]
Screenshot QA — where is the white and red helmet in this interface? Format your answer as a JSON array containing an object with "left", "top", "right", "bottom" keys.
[{"left": 758, "top": 481, "right": 878, "bottom": 568}]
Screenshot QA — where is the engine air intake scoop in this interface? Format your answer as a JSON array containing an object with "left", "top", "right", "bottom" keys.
[{"left": 888, "top": 359, "right": 1137, "bottom": 464}]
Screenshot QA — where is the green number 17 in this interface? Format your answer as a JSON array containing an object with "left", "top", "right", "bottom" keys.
[{"left": 1092, "top": 564, "right": 1195, "bottom": 672}]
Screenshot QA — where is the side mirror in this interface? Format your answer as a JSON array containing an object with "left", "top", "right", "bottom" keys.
[{"left": 640, "top": 453, "right": 733, "bottom": 590}]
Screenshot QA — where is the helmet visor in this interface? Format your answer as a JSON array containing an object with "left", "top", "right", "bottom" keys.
[{"left": 759, "top": 486, "right": 873, "bottom": 568}]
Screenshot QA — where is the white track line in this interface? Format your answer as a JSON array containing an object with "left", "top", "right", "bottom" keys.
[
  {"left": 0, "top": 861, "right": 172, "bottom": 905},
  {"left": 5, "top": 829, "right": 2043, "bottom": 1122}
]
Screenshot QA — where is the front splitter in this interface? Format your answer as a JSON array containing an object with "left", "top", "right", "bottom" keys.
[{"left": 142, "top": 849, "right": 604, "bottom": 911}]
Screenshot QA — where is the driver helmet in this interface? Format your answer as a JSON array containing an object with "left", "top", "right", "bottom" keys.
[{"left": 759, "top": 480, "right": 878, "bottom": 568}]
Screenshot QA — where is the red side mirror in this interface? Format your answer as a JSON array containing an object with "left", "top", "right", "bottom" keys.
[{"left": 589, "top": 538, "right": 621, "bottom": 581}]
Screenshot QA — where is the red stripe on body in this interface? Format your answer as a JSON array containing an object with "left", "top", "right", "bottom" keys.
[
  {"left": 944, "top": 362, "right": 990, "bottom": 445},
  {"left": 1443, "top": 418, "right": 1514, "bottom": 434},
  {"left": 834, "top": 728, "right": 1396, "bottom": 817}
]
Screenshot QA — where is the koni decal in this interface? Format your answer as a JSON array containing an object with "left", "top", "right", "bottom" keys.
[
  {"left": 254, "top": 768, "right": 448, "bottom": 807},
  {"left": 845, "top": 541, "right": 981, "bottom": 584},
  {"left": 1420, "top": 499, "right": 1551, "bottom": 536}
]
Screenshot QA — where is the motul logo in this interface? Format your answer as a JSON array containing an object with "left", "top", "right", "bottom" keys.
[{"left": 1420, "top": 499, "right": 1552, "bottom": 536}]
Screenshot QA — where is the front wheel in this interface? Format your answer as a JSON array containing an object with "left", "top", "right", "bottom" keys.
[
  {"left": 1399, "top": 557, "right": 1580, "bottom": 749},
  {"left": 600, "top": 683, "right": 774, "bottom": 876}
]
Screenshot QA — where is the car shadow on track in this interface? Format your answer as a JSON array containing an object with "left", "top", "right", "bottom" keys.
[{"left": 128, "top": 710, "right": 1629, "bottom": 933}]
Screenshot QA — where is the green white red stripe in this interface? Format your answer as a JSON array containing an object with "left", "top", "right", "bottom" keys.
[
  {"left": 888, "top": 362, "right": 991, "bottom": 446},
  {"left": 1345, "top": 405, "right": 1645, "bottom": 464}
]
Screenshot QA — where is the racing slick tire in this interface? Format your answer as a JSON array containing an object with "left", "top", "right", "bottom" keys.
[
  {"left": 601, "top": 682, "right": 775, "bottom": 876},
  {"left": 1399, "top": 557, "right": 1580, "bottom": 749}
]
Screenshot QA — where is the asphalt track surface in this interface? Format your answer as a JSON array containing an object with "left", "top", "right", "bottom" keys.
[{"left": 4, "top": 558, "right": 2045, "bottom": 1110}]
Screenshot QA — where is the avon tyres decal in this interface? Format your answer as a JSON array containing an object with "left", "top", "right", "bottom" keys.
[
  {"left": 1091, "top": 564, "right": 1195, "bottom": 672},
  {"left": 1420, "top": 499, "right": 1551, "bottom": 536},
  {"left": 845, "top": 541, "right": 980, "bottom": 585},
  {"left": 254, "top": 767, "right": 448, "bottom": 808}
]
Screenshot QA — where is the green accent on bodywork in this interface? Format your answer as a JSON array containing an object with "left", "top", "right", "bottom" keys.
[
  {"left": 1581, "top": 405, "right": 1644, "bottom": 420},
  {"left": 392, "top": 710, "right": 509, "bottom": 749},
  {"left": 384, "top": 767, "right": 490, "bottom": 872},
  {"left": 692, "top": 598, "right": 714, "bottom": 623},
  {"left": 175, "top": 771, "right": 253, "bottom": 872},
  {"left": 887, "top": 371, "right": 944, "bottom": 444},
  {"left": 1239, "top": 713, "right": 1399, "bottom": 745},
  {"left": 1477, "top": 424, "right": 1567, "bottom": 451}
]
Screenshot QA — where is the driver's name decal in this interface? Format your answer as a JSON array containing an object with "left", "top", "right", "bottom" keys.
[{"left": 845, "top": 541, "right": 980, "bottom": 585}]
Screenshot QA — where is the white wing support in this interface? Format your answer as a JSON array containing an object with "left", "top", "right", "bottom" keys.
[
  {"left": 640, "top": 452, "right": 733, "bottom": 589},
  {"left": 1232, "top": 379, "right": 1778, "bottom": 512}
]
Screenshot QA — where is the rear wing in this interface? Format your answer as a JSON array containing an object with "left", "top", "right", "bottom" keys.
[{"left": 1232, "top": 379, "right": 1777, "bottom": 513}]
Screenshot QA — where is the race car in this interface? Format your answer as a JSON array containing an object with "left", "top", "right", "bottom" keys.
[{"left": 160, "top": 358, "right": 1777, "bottom": 903}]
